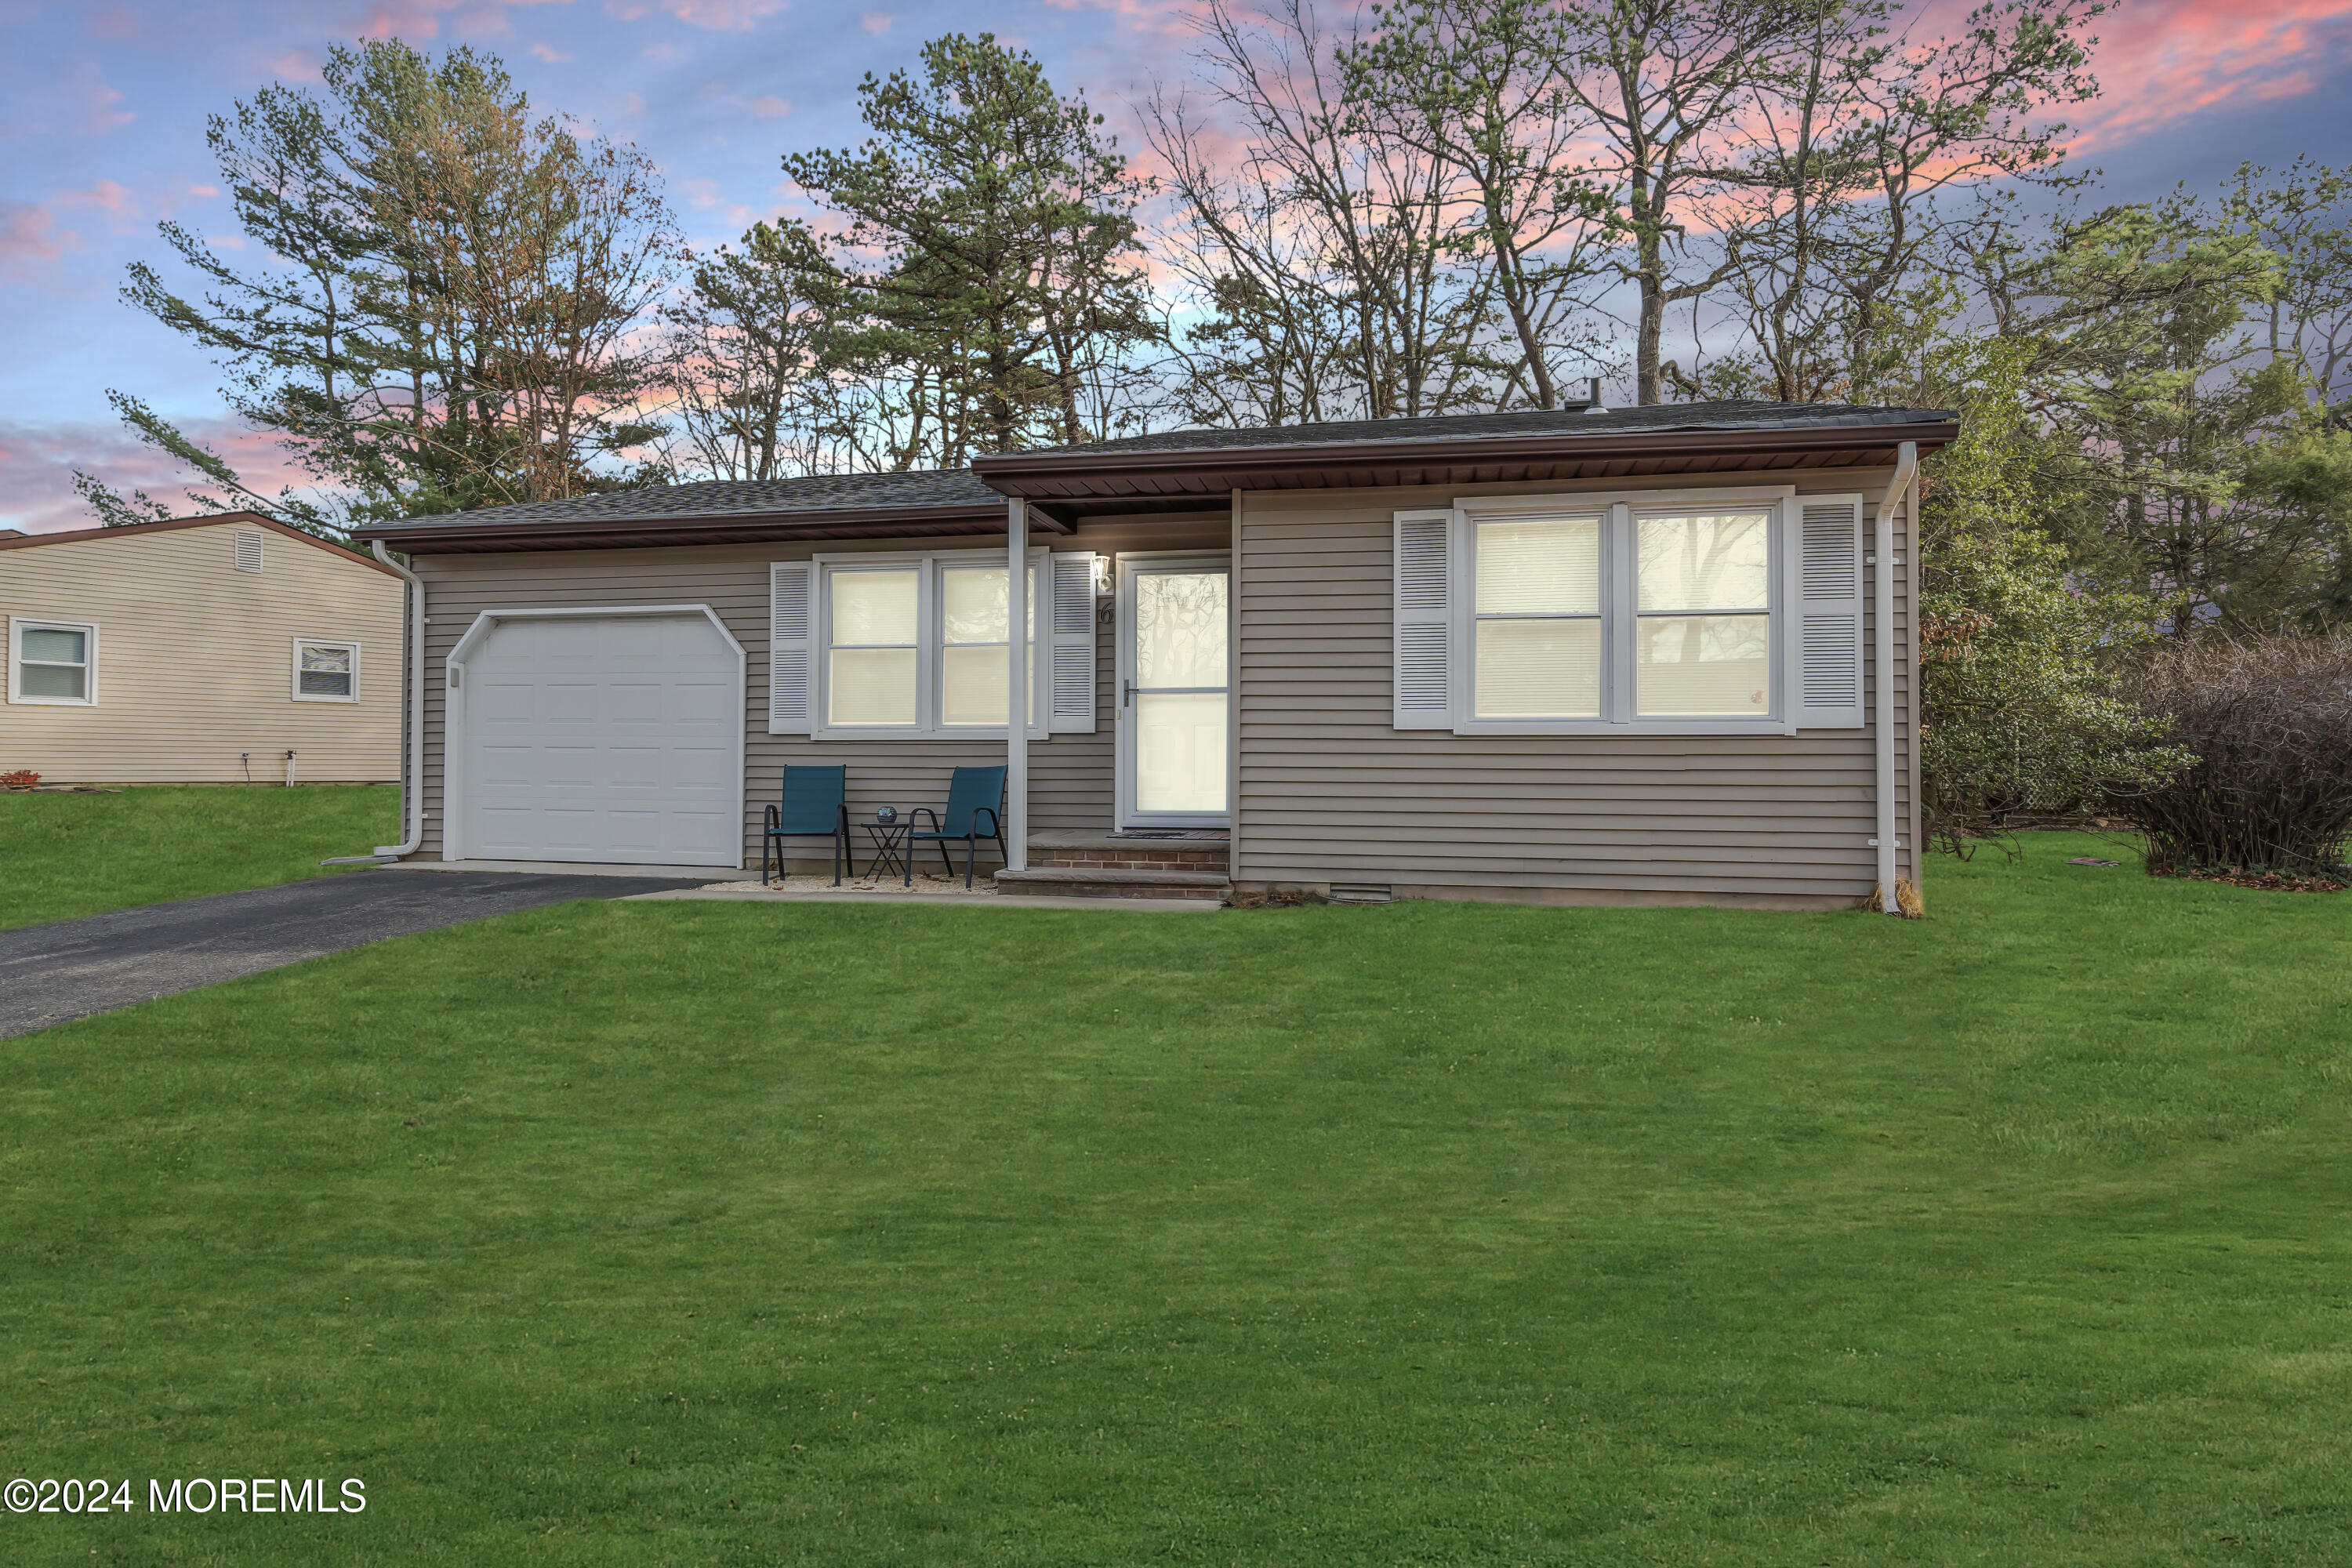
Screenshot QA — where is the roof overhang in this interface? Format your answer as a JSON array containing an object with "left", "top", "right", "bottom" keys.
[
  {"left": 974, "top": 419, "right": 1960, "bottom": 506},
  {"left": 345, "top": 417, "right": 1958, "bottom": 553},
  {"left": 348, "top": 501, "right": 1049, "bottom": 555}
]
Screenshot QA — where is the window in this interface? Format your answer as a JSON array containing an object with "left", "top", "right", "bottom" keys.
[
  {"left": 292, "top": 639, "right": 359, "bottom": 702},
  {"left": 815, "top": 550, "right": 1044, "bottom": 735},
  {"left": 1393, "top": 487, "right": 1867, "bottom": 735},
  {"left": 1635, "top": 511, "right": 1772, "bottom": 717},
  {"left": 1472, "top": 514, "right": 1602, "bottom": 718},
  {"left": 10, "top": 619, "right": 96, "bottom": 705}
]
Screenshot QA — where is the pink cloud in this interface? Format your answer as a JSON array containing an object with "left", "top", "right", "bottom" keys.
[
  {"left": 83, "top": 82, "right": 133, "bottom": 136},
  {"left": 529, "top": 42, "right": 575, "bottom": 64},
  {"left": 0, "top": 417, "right": 316, "bottom": 536},
  {"left": 56, "top": 180, "right": 132, "bottom": 217},
  {"left": 861, "top": 11, "right": 893, "bottom": 34},
  {"left": 0, "top": 202, "right": 70, "bottom": 278},
  {"left": 2044, "top": 0, "right": 2352, "bottom": 151},
  {"left": 660, "top": 0, "right": 788, "bottom": 26},
  {"left": 753, "top": 95, "right": 791, "bottom": 118}
]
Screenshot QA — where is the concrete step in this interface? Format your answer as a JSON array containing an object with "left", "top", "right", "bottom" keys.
[{"left": 994, "top": 867, "right": 1231, "bottom": 902}]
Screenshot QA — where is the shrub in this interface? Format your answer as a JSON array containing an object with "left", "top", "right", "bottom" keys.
[
  {"left": 1, "top": 769, "right": 39, "bottom": 791},
  {"left": 2108, "top": 633, "right": 2352, "bottom": 876}
]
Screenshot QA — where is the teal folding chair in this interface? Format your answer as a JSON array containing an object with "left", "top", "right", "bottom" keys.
[
  {"left": 908, "top": 765, "right": 1008, "bottom": 888},
  {"left": 761, "top": 765, "right": 850, "bottom": 884}
]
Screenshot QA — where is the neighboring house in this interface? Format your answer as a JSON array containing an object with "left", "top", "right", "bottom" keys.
[
  {"left": 2, "top": 513, "right": 403, "bottom": 785},
  {"left": 348, "top": 401, "right": 1955, "bottom": 910}
]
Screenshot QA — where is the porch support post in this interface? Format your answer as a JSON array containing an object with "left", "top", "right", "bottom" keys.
[{"left": 1006, "top": 496, "right": 1029, "bottom": 872}]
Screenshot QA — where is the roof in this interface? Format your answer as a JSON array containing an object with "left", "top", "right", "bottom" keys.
[
  {"left": 0, "top": 511, "right": 402, "bottom": 577},
  {"left": 355, "top": 467, "right": 1002, "bottom": 534},
  {"left": 348, "top": 401, "right": 1957, "bottom": 553},
  {"left": 1008, "top": 400, "right": 1954, "bottom": 459}
]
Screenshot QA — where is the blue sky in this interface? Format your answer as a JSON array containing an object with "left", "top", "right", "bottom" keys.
[{"left": 3, "top": 0, "right": 2348, "bottom": 532}]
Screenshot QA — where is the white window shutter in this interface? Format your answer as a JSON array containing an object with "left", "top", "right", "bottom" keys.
[
  {"left": 1047, "top": 551, "right": 1098, "bottom": 734},
  {"left": 768, "top": 561, "right": 815, "bottom": 735},
  {"left": 1793, "top": 495, "right": 1866, "bottom": 728},
  {"left": 1392, "top": 509, "right": 1452, "bottom": 728}
]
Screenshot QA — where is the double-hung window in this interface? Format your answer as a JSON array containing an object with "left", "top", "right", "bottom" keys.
[
  {"left": 293, "top": 639, "right": 360, "bottom": 702},
  {"left": 815, "top": 550, "right": 1044, "bottom": 737},
  {"left": 10, "top": 619, "right": 96, "bottom": 705},
  {"left": 1394, "top": 485, "right": 1867, "bottom": 734},
  {"left": 1635, "top": 510, "right": 1773, "bottom": 717}
]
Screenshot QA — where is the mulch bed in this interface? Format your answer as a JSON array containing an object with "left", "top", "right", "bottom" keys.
[{"left": 2150, "top": 866, "right": 2350, "bottom": 893}]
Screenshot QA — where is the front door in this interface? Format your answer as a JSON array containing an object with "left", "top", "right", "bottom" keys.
[{"left": 1116, "top": 554, "right": 1231, "bottom": 828}]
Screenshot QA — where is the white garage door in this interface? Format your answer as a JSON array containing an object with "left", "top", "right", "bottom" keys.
[{"left": 457, "top": 612, "right": 742, "bottom": 866}]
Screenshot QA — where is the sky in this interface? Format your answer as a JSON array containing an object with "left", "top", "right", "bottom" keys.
[{"left": 2, "top": 0, "right": 2349, "bottom": 533}]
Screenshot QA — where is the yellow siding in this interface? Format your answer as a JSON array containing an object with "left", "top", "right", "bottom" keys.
[{"left": 1, "top": 521, "right": 403, "bottom": 783}]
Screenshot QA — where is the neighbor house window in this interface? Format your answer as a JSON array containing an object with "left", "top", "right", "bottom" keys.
[
  {"left": 292, "top": 639, "right": 359, "bottom": 702},
  {"left": 816, "top": 550, "right": 1044, "bottom": 736},
  {"left": 10, "top": 619, "right": 96, "bottom": 705}
]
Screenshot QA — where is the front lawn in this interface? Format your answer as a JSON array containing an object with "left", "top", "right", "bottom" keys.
[
  {"left": 0, "top": 784, "right": 401, "bottom": 929},
  {"left": 4, "top": 833, "right": 2348, "bottom": 1563}
]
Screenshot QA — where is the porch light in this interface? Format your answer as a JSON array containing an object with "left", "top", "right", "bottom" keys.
[{"left": 1091, "top": 554, "right": 1113, "bottom": 597}]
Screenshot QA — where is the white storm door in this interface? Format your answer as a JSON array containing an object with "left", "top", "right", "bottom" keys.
[
  {"left": 462, "top": 612, "right": 742, "bottom": 866},
  {"left": 1116, "top": 554, "right": 1231, "bottom": 829}
]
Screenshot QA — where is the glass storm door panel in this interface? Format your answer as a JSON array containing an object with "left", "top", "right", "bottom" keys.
[{"left": 1120, "top": 557, "right": 1231, "bottom": 826}]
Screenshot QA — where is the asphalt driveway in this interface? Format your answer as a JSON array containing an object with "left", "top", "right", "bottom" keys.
[{"left": 0, "top": 870, "right": 704, "bottom": 1040}]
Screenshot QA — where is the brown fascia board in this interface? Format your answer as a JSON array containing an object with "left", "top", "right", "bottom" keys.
[
  {"left": 971, "top": 419, "right": 1962, "bottom": 499},
  {"left": 349, "top": 502, "right": 1043, "bottom": 554},
  {"left": 0, "top": 510, "right": 403, "bottom": 577}
]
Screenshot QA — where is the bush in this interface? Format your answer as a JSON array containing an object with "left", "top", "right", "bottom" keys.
[{"left": 2108, "top": 633, "right": 2352, "bottom": 876}]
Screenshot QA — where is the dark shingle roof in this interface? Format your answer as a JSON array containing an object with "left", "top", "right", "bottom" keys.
[
  {"left": 1004, "top": 401, "right": 1953, "bottom": 462},
  {"left": 358, "top": 466, "right": 999, "bottom": 533},
  {"left": 350, "top": 401, "right": 1953, "bottom": 542}
]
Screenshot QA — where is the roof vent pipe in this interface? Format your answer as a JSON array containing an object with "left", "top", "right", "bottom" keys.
[{"left": 1586, "top": 376, "right": 1607, "bottom": 412}]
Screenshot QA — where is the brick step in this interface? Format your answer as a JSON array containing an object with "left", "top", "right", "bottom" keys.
[
  {"left": 1029, "top": 844, "right": 1230, "bottom": 872},
  {"left": 995, "top": 867, "right": 1230, "bottom": 902}
]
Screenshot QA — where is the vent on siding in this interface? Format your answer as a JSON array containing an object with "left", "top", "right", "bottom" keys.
[
  {"left": 234, "top": 529, "right": 265, "bottom": 573},
  {"left": 1800, "top": 505, "right": 1857, "bottom": 598},
  {"left": 1802, "top": 613, "right": 1861, "bottom": 706},
  {"left": 1327, "top": 883, "right": 1394, "bottom": 905}
]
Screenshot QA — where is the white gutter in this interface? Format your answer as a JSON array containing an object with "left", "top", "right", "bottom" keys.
[
  {"left": 372, "top": 538, "right": 426, "bottom": 858},
  {"left": 1874, "top": 441, "right": 1918, "bottom": 914},
  {"left": 1005, "top": 498, "right": 1029, "bottom": 871}
]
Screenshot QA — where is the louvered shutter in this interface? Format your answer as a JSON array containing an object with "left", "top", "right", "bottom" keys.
[
  {"left": 1792, "top": 495, "right": 1866, "bottom": 728},
  {"left": 768, "top": 561, "right": 815, "bottom": 735},
  {"left": 234, "top": 530, "right": 264, "bottom": 573},
  {"left": 1392, "top": 509, "right": 1452, "bottom": 729},
  {"left": 1047, "top": 551, "right": 1098, "bottom": 734}
]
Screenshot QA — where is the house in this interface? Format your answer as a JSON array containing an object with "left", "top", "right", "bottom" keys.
[
  {"left": 2, "top": 513, "right": 404, "bottom": 786},
  {"left": 346, "top": 400, "right": 1955, "bottom": 910}
]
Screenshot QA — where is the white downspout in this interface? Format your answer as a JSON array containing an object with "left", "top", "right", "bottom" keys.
[
  {"left": 1005, "top": 498, "right": 1029, "bottom": 872},
  {"left": 1874, "top": 441, "right": 1918, "bottom": 914},
  {"left": 373, "top": 539, "right": 426, "bottom": 858}
]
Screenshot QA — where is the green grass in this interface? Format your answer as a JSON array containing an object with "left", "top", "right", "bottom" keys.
[
  {"left": 4, "top": 832, "right": 2350, "bottom": 1564},
  {"left": 0, "top": 785, "right": 401, "bottom": 928}
]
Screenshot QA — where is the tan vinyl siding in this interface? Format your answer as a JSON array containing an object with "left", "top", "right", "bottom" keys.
[
  {"left": 1, "top": 521, "right": 401, "bottom": 783},
  {"left": 1234, "top": 470, "right": 1916, "bottom": 909},
  {"left": 408, "top": 514, "right": 1223, "bottom": 866}
]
